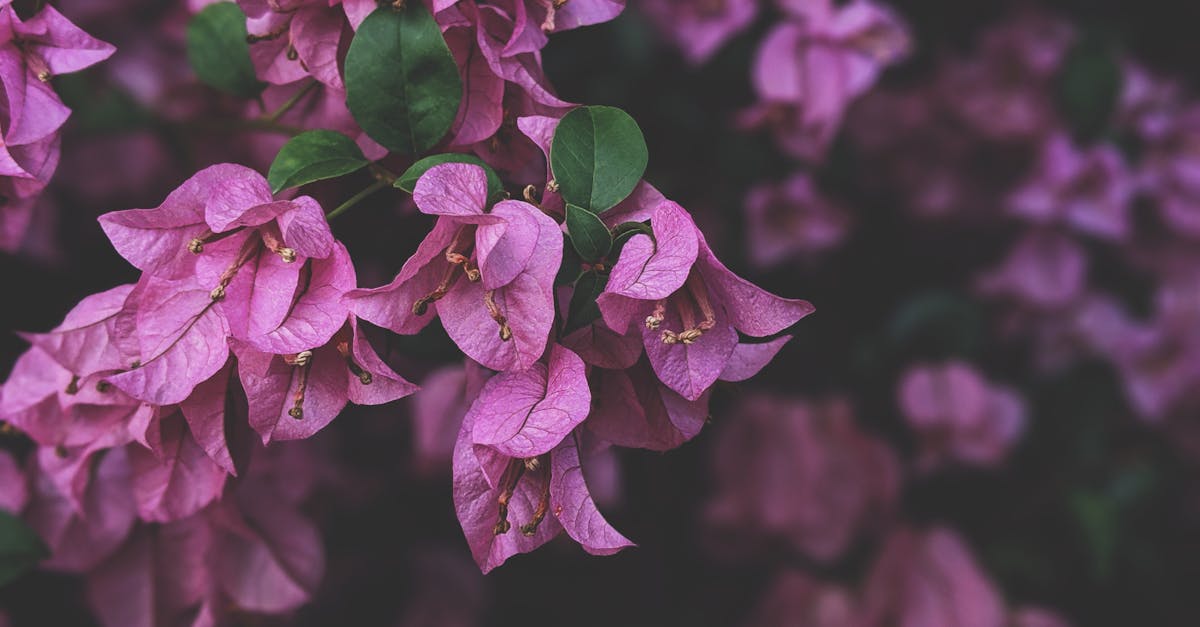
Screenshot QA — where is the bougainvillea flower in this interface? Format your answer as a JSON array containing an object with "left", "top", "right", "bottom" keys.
[
  {"left": 1008, "top": 133, "right": 1134, "bottom": 241},
  {"left": 453, "top": 420, "right": 632, "bottom": 572},
  {"left": 587, "top": 361, "right": 709, "bottom": 451},
  {"left": 411, "top": 360, "right": 491, "bottom": 474},
  {"left": 240, "top": 0, "right": 346, "bottom": 89},
  {"left": 24, "top": 447, "right": 137, "bottom": 573},
  {"left": 236, "top": 319, "right": 418, "bottom": 443},
  {"left": 745, "top": 0, "right": 910, "bottom": 159},
  {"left": 466, "top": 343, "right": 588, "bottom": 458},
  {"left": 104, "top": 276, "right": 231, "bottom": 407},
  {"left": 897, "top": 362, "right": 1026, "bottom": 469},
  {"left": 639, "top": 0, "right": 757, "bottom": 65},
  {"left": 127, "top": 412, "right": 228, "bottom": 522},
  {"left": 861, "top": 527, "right": 1007, "bottom": 627},
  {"left": 348, "top": 163, "right": 560, "bottom": 372},
  {"left": 85, "top": 446, "right": 325, "bottom": 626},
  {"left": 744, "top": 173, "right": 852, "bottom": 267},
  {"left": 705, "top": 395, "right": 899, "bottom": 561},
  {"left": 597, "top": 199, "right": 814, "bottom": 400},
  {"left": 938, "top": 12, "right": 1073, "bottom": 139},
  {"left": 977, "top": 230, "right": 1087, "bottom": 310}
]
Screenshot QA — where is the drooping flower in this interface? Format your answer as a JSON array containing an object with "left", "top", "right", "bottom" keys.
[
  {"left": 597, "top": 199, "right": 814, "bottom": 400},
  {"left": 744, "top": 173, "right": 852, "bottom": 267},
  {"left": 897, "top": 361, "right": 1027, "bottom": 469},
  {"left": 348, "top": 163, "right": 561, "bottom": 372}
]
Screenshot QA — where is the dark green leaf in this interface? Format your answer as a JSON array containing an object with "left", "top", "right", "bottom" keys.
[
  {"left": 1070, "top": 491, "right": 1119, "bottom": 581},
  {"left": 555, "top": 233, "right": 583, "bottom": 286},
  {"left": 186, "top": 2, "right": 264, "bottom": 98},
  {"left": 551, "top": 105, "right": 648, "bottom": 213},
  {"left": 345, "top": 5, "right": 462, "bottom": 155},
  {"left": 396, "top": 153, "right": 505, "bottom": 201},
  {"left": 267, "top": 130, "right": 370, "bottom": 193},
  {"left": 565, "top": 270, "right": 609, "bottom": 334},
  {"left": 1057, "top": 30, "right": 1122, "bottom": 143},
  {"left": 887, "top": 291, "right": 983, "bottom": 360},
  {"left": 0, "top": 511, "right": 48, "bottom": 588},
  {"left": 565, "top": 204, "right": 612, "bottom": 262}
]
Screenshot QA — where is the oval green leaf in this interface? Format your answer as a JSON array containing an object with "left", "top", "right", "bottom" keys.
[
  {"left": 565, "top": 204, "right": 613, "bottom": 262},
  {"left": 268, "top": 130, "right": 370, "bottom": 193},
  {"left": 551, "top": 105, "right": 648, "bottom": 213},
  {"left": 0, "top": 511, "right": 48, "bottom": 588},
  {"left": 186, "top": 2, "right": 264, "bottom": 98},
  {"left": 396, "top": 153, "right": 505, "bottom": 202},
  {"left": 565, "top": 270, "right": 609, "bottom": 335},
  {"left": 345, "top": 5, "right": 462, "bottom": 155}
]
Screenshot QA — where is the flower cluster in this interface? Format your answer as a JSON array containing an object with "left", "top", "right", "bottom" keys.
[{"left": 0, "top": 0, "right": 113, "bottom": 252}]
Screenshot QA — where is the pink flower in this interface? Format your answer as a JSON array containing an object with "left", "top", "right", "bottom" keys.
[
  {"left": 897, "top": 361, "right": 1026, "bottom": 469},
  {"left": 704, "top": 395, "right": 899, "bottom": 562},
  {"left": 1009, "top": 133, "right": 1134, "bottom": 241},
  {"left": 348, "top": 163, "right": 561, "bottom": 372},
  {"left": 977, "top": 230, "right": 1088, "bottom": 310},
  {"left": 742, "top": 0, "right": 910, "bottom": 160},
  {"left": 597, "top": 199, "right": 814, "bottom": 400},
  {"left": 639, "top": 0, "right": 758, "bottom": 66},
  {"left": 861, "top": 527, "right": 1008, "bottom": 627},
  {"left": 744, "top": 173, "right": 851, "bottom": 267}
]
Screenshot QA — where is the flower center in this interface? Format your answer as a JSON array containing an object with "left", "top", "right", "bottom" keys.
[{"left": 645, "top": 273, "right": 717, "bottom": 345}]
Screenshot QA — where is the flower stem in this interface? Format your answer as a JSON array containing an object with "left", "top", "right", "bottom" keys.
[
  {"left": 326, "top": 179, "right": 390, "bottom": 220},
  {"left": 262, "top": 79, "right": 320, "bottom": 124}
]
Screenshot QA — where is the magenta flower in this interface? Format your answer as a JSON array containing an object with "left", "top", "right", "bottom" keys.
[
  {"left": 938, "top": 13, "right": 1074, "bottom": 139},
  {"left": 744, "top": 173, "right": 852, "bottom": 267},
  {"left": 639, "top": 0, "right": 758, "bottom": 66},
  {"left": 861, "top": 527, "right": 1008, "bottom": 627},
  {"left": 743, "top": 0, "right": 910, "bottom": 160},
  {"left": 235, "top": 319, "right": 418, "bottom": 443},
  {"left": 1009, "top": 133, "right": 1134, "bottom": 241},
  {"left": 348, "top": 163, "right": 561, "bottom": 372},
  {"left": 704, "top": 395, "right": 899, "bottom": 562},
  {"left": 897, "top": 361, "right": 1026, "bottom": 469},
  {"left": 453, "top": 422, "right": 632, "bottom": 572},
  {"left": 977, "top": 230, "right": 1087, "bottom": 310},
  {"left": 597, "top": 199, "right": 814, "bottom": 400},
  {"left": 240, "top": 0, "right": 345, "bottom": 89}
]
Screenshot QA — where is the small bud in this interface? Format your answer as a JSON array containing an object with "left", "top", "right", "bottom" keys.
[
  {"left": 358, "top": 371, "right": 373, "bottom": 385},
  {"left": 546, "top": 179, "right": 559, "bottom": 193},
  {"left": 277, "top": 247, "right": 297, "bottom": 263},
  {"left": 499, "top": 323, "right": 513, "bottom": 342},
  {"left": 412, "top": 298, "right": 430, "bottom": 316},
  {"left": 288, "top": 407, "right": 304, "bottom": 419},
  {"left": 286, "top": 45, "right": 299, "bottom": 61},
  {"left": 493, "top": 520, "right": 511, "bottom": 536},
  {"left": 645, "top": 314, "right": 663, "bottom": 330},
  {"left": 678, "top": 329, "right": 704, "bottom": 344},
  {"left": 96, "top": 380, "right": 112, "bottom": 393},
  {"left": 65, "top": 375, "right": 81, "bottom": 395},
  {"left": 465, "top": 267, "right": 481, "bottom": 282},
  {"left": 661, "top": 331, "right": 679, "bottom": 345},
  {"left": 523, "top": 457, "right": 541, "bottom": 472},
  {"left": 36, "top": 70, "right": 51, "bottom": 83},
  {"left": 187, "top": 238, "right": 205, "bottom": 254},
  {"left": 284, "top": 350, "right": 313, "bottom": 367},
  {"left": 210, "top": 285, "right": 226, "bottom": 301}
]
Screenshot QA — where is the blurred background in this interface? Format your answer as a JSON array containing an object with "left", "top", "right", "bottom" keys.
[{"left": 3, "top": 0, "right": 1200, "bottom": 625}]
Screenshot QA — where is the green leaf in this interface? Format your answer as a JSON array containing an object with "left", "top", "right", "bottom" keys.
[
  {"left": 267, "top": 130, "right": 370, "bottom": 193},
  {"left": 345, "top": 5, "right": 462, "bottom": 155},
  {"left": 551, "top": 105, "right": 648, "bottom": 213},
  {"left": 887, "top": 290, "right": 983, "bottom": 360},
  {"left": 1070, "top": 491, "right": 1120, "bottom": 581},
  {"left": 555, "top": 233, "right": 583, "bottom": 286},
  {"left": 565, "top": 204, "right": 612, "bottom": 262},
  {"left": 0, "top": 511, "right": 48, "bottom": 588},
  {"left": 565, "top": 270, "right": 609, "bottom": 334},
  {"left": 1057, "top": 30, "right": 1122, "bottom": 143},
  {"left": 396, "top": 153, "right": 505, "bottom": 202},
  {"left": 186, "top": 2, "right": 264, "bottom": 98}
]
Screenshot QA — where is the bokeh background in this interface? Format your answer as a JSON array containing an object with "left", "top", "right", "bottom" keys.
[{"left": 3, "top": 0, "right": 1200, "bottom": 625}]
